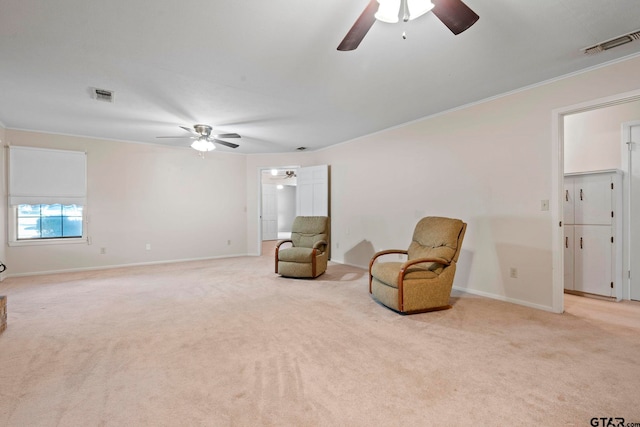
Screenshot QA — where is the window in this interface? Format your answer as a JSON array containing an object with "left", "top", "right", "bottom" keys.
[
  {"left": 17, "top": 204, "right": 83, "bottom": 240},
  {"left": 8, "top": 146, "right": 87, "bottom": 245}
]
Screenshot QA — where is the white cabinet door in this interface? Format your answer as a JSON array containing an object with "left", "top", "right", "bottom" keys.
[
  {"left": 574, "top": 174, "right": 613, "bottom": 225},
  {"left": 564, "top": 225, "right": 574, "bottom": 291},
  {"left": 564, "top": 177, "right": 575, "bottom": 225},
  {"left": 296, "top": 165, "right": 328, "bottom": 217},
  {"left": 574, "top": 225, "right": 613, "bottom": 297},
  {"left": 261, "top": 184, "right": 278, "bottom": 240}
]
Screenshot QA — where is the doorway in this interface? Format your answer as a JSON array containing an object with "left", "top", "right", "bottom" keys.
[
  {"left": 260, "top": 167, "right": 298, "bottom": 242},
  {"left": 554, "top": 91, "right": 640, "bottom": 312}
]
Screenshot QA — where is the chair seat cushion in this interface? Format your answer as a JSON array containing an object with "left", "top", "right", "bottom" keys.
[
  {"left": 371, "top": 261, "right": 439, "bottom": 288},
  {"left": 278, "top": 247, "right": 316, "bottom": 263}
]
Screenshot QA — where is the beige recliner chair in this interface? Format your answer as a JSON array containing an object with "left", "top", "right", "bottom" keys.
[
  {"left": 275, "top": 216, "right": 329, "bottom": 278},
  {"left": 369, "top": 216, "right": 466, "bottom": 314}
]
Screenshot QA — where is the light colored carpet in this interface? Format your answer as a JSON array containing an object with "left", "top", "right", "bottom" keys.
[{"left": 1, "top": 247, "right": 639, "bottom": 426}]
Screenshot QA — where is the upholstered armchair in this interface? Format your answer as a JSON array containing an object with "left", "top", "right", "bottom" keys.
[
  {"left": 275, "top": 216, "right": 329, "bottom": 278},
  {"left": 369, "top": 217, "right": 466, "bottom": 314}
]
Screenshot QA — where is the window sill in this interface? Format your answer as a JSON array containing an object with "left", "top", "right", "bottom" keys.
[{"left": 8, "top": 237, "right": 88, "bottom": 247}]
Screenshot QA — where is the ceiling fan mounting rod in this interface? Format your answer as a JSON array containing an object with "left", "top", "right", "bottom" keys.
[{"left": 402, "top": 0, "right": 410, "bottom": 22}]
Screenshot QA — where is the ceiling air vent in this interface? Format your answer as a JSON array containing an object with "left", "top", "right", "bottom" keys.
[
  {"left": 583, "top": 29, "right": 640, "bottom": 55},
  {"left": 91, "top": 87, "right": 114, "bottom": 103}
]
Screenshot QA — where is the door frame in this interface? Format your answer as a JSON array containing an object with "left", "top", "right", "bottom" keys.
[
  {"left": 622, "top": 120, "right": 640, "bottom": 300},
  {"left": 552, "top": 89, "right": 640, "bottom": 313}
]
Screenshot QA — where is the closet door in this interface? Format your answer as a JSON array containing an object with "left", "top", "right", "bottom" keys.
[
  {"left": 563, "top": 225, "right": 574, "bottom": 291},
  {"left": 574, "top": 225, "right": 613, "bottom": 297},
  {"left": 564, "top": 176, "right": 575, "bottom": 225},
  {"left": 574, "top": 174, "right": 613, "bottom": 225}
]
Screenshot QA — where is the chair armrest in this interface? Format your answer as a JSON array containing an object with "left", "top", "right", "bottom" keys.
[
  {"left": 369, "top": 249, "right": 408, "bottom": 272},
  {"left": 276, "top": 239, "right": 293, "bottom": 250},
  {"left": 398, "top": 256, "right": 451, "bottom": 283},
  {"left": 396, "top": 257, "right": 452, "bottom": 312},
  {"left": 368, "top": 249, "right": 408, "bottom": 292},
  {"left": 313, "top": 240, "right": 328, "bottom": 251}
]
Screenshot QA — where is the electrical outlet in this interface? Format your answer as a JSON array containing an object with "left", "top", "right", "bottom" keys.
[
  {"left": 227, "top": 240, "right": 231, "bottom": 246},
  {"left": 510, "top": 267, "right": 518, "bottom": 278},
  {"left": 145, "top": 243, "right": 151, "bottom": 251},
  {"left": 336, "top": 242, "right": 340, "bottom": 249},
  {"left": 541, "top": 199, "right": 549, "bottom": 211},
  {"left": 100, "top": 247, "right": 106, "bottom": 255}
]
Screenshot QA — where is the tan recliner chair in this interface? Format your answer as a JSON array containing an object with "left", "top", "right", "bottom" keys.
[
  {"left": 369, "top": 216, "right": 466, "bottom": 314},
  {"left": 275, "top": 216, "right": 329, "bottom": 278}
]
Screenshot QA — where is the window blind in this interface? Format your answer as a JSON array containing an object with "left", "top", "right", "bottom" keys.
[{"left": 8, "top": 146, "right": 87, "bottom": 206}]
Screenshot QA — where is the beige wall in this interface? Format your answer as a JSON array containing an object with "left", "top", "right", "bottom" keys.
[
  {"left": 564, "top": 100, "right": 640, "bottom": 173},
  {"left": 5, "top": 130, "right": 248, "bottom": 275},
  {"left": 246, "top": 55, "right": 640, "bottom": 311}
]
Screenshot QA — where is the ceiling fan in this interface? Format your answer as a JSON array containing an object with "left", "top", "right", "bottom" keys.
[
  {"left": 337, "top": 0, "right": 479, "bottom": 51},
  {"left": 157, "top": 124, "right": 241, "bottom": 152}
]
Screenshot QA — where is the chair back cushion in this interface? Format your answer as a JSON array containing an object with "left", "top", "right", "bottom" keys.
[
  {"left": 407, "top": 217, "right": 466, "bottom": 270},
  {"left": 291, "top": 216, "right": 329, "bottom": 250}
]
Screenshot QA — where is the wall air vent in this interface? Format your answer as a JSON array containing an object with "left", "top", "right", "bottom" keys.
[
  {"left": 583, "top": 29, "right": 640, "bottom": 55},
  {"left": 91, "top": 87, "right": 114, "bottom": 103},
  {"left": 296, "top": 147, "right": 307, "bottom": 151}
]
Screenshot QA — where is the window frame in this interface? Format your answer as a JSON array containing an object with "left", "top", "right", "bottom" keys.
[{"left": 8, "top": 204, "right": 88, "bottom": 247}]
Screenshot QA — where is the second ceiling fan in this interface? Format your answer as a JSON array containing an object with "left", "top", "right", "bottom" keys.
[
  {"left": 337, "top": 0, "right": 479, "bottom": 51},
  {"left": 157, "top": 124, "right": 241, "bottom": 152}
]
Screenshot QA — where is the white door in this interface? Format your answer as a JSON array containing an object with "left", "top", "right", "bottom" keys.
[
  {"left": 296, "top": 165, "right": 329, "bottom": 216},
  {"left": 261, "top": 184, "right": 278, "bottom": 240},
  {"left": 574, "top": 225, "right": 613, "bottom": 297},
  {"left": 574, "top": 174, "right": 613, "bottom": 225},
  {"left": 630, "top": 124, "right": 640, "bottom": 300},
  {"left": 564, "top": 177, "right": 575, "bottom": 225},
  {"left": 564, "top": 225, "right": 574, "bottom": 290}
]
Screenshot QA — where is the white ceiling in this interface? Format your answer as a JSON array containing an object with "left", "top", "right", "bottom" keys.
[{"left": 1, "top": 0, "right": 640, "bottom": 154}]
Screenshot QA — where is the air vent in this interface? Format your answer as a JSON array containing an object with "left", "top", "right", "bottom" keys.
[
  {"left": 583, "top": 30, "right": 640, "bottom": 55},
  {"left": 91, "top": 87, "right": 114, "bottom": 102},
  {"left": 296, "top": 147, "right": 307, "bottom": 151}
]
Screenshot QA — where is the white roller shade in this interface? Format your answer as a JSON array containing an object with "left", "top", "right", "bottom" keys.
[{"left": 9, "top": 146, "right": 87, "bottom": 206}]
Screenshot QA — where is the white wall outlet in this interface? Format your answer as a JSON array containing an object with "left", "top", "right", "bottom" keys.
[
  {"left": 541, "top": 199, "right": 549, "bottom": 211},
  {"left": 510, "top": 267, "right": 518, "bottom": 278},
  {"left": 100, "top": 247, "right": 106, "bottom": 255},
  {"left": 336, "top": 242, "right": 340, "bottom": 249},
  {"left": 227, "top": 240, "right": 231, "bottom": 246},
  {"left": 145, "top": 243, "right": 151, "bottom": 251}
]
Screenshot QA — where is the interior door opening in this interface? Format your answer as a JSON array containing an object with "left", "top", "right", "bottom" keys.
[
  {"left": 260, "top": 167, "right": 298, "bottom": 242},
  {"left": 560, "top": 97, "right": 640, "bottom": 307}
]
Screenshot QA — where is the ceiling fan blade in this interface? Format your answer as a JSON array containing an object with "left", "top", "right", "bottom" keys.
[
  {"left": 337, "top": 0, "right": 378, "bottom": 51},
  {"left": 432, "top": 0, "right": 479, "bottom": 35},
  {"left": 179, "top": 125, "right": 197, "bottom": 134},
  {"left": 213, "top": 139, "right": 239, "bottom": 149},
  {"left": 156, "top": 136, "right": 192, "bottom": 139},
  {"left": 214, "top": 133, "right": 241, "bottom": 139}
]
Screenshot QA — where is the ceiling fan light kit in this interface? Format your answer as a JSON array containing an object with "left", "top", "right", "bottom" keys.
[
  {"left": 191, "top": 137, "right": 215, "bottom": 152},
  {"left": 375, "top": 0, "right": 434, "bottom": 23}
]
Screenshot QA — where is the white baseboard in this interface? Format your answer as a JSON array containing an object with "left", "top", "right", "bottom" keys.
[
  {"left": 452, "top": 286, "right": 556, "bottom": 313},
  {"left": 4, "top": 253, "right": 248, "bottom": 278}
]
